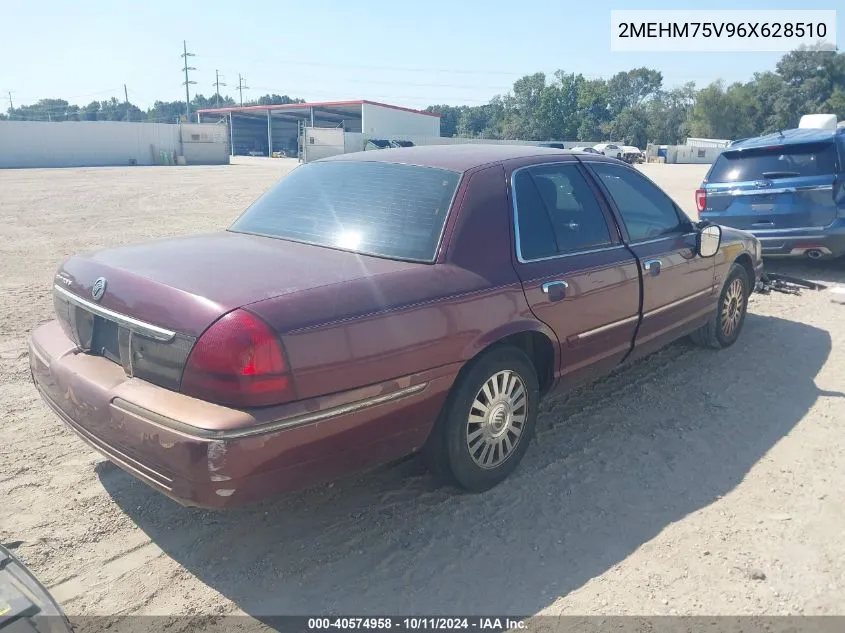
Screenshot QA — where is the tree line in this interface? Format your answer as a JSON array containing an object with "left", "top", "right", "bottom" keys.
[
  {"left": 2, "top": 47, "right": 843, "bottom": 147},
  {"left": 427, "top": 47, "right": 844, "bottom": 146},
  {"left": 0, "top": 93, "right": 304, "bottom": 125}
]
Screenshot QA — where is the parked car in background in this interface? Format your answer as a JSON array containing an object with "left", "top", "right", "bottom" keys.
[
  {"left": 364, "top": 138, "right": 392, "bottom": 151},
  {"left": 698, "top": 126, "right": 845, "bottom": 260},
  {"left": 538, "top": 142, "right": 567, "bottom": 149},
  {"left": 593, "top": 143, "right": 624, "bottom": 159},
  {"left": 621, "top": 146, "right": 644, "bottom": 164},
  {"left": 570, "top": 146, "right": 601, "bottom": 154},
  {"left": 30, "top": 145, "right": 761, "bottom": 508},
  {"left": 389, "top": 139, "right": 415, "bottom": 148}
]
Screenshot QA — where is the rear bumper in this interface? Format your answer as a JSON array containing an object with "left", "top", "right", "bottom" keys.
[
  {"left": 704, "top": 217, "right": 845, "bottom": 258},
  {"left": 29, "top": 320, "right": 454, "bottom": 508}
]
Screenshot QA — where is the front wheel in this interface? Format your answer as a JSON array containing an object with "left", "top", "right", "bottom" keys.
[
  {"left": 690, "top": 263, "right": 750, "bottom": 349},
  {"left": 423, "top": 346, "right": 540, "bottom": 492}
]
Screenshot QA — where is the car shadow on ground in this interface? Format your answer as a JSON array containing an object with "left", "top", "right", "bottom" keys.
[{"left": 98, "top": 312, "right": 836, "bottom": 620}]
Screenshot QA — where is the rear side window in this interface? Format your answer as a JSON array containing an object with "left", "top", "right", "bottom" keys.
[
  {"left": 708, "top": 142, "right": 837, "bottom": 183},
  {"left": 230, "top": 161, "right": 461, "bottom": 262},
  {"left": 513, "top": 163, "right": 612, "bottom": 261}
]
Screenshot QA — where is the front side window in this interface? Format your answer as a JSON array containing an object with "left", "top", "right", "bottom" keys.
[
  {"left": 589, "top": 163, "right": 685, "bottom": 241},
  {"left": 513, "top": 163, "right": 612, "bottom": 261},
  {"left": 230, "top": 161, "right": 461, "bottom": 262}
]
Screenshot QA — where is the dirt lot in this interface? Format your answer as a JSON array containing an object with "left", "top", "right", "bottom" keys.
[{"left": 1, "top": 159, "right": 844, "bottom": 622}]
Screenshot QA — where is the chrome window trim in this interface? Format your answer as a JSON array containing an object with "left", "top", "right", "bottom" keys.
[
  {"left": 54, "top": 284, "right": 176, "bottom": 342},
  {"left": 510, "top": 162, "right": 619, "bottom": 264},
  {"left": 625, "top": 234, "right": 686, "bottom": 246}
]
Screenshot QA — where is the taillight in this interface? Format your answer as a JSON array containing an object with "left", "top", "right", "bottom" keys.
[
  {"left": 180, "top": 309, "right": 295, "bottom": 408},
  {"left": 53, "top": 292, "right": 93, "bottom": 350},
  {"left": 695, "top": 188, "right": 707, "bottom": 213}
]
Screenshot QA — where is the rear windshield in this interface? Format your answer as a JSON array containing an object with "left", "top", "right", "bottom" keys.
[
  {"left": 708, "top": 142, "right": 837, "bottom": 183},
  {"left": 229, "top": 161, "right": 461, "bottom": 262}
]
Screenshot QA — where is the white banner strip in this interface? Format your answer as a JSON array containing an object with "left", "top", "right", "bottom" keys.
[{"left": 610, "top": 10, "right": 837, "bottom": 52}]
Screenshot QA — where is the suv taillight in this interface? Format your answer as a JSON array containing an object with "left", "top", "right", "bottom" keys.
[
  {"left": 180, "top": 309, "right": 296, "bottom": 408},
  {"left": 695, "top": 188, "right": 707, "bottom": 213}
]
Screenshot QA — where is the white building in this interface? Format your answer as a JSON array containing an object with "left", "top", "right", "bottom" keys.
[
  {"left": 684, "top": 137, "right": 732, "bottom": 148},
  {"left": 0, "top": 120, "right": 230, "bottom": 168},
  {"left": 196, "top": 100, "right": 441, "bottom": 159}
]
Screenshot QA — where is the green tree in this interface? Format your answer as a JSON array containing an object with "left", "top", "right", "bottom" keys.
[
  {"left": 606, "top": 67, "right": 663, "bottom": 118},
  {"left": 826, "top": 86, "right": 845, "bottom": 119},
  {"left": 427, "top": 104, "right": 461, "bottom": 137},
  {"left": 646, "top": 82, "right": 695, "bottom": 145},
  {"left": 251, "top": 94, "right": 305, "bottom": 106},
  {"left": 605, "top": 106, "right": 651, "bottom": 147},
  {"left": 576, "top": 78, "right": 610, "bottom": 142}
]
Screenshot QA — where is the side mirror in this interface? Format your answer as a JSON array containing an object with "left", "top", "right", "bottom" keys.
[{"left": 696, "top": 223, "right": 722, "bottom": 258}]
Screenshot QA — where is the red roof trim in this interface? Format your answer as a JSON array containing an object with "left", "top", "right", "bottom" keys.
[
  {"left": 361, "top": 100, "right": 439, "bottom": 117},
  {"left": 196, "top": 99, "right": 439, "bottom": 118}
]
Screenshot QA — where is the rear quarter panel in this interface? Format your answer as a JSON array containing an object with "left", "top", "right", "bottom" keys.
[{"left": 248, "top": 163, "right": 552, "bottom": 402}]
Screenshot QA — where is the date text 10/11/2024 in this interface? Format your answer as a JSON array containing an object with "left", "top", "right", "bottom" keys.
[{"left": 305, "top": 617, "right": 528, "bottom": 631}]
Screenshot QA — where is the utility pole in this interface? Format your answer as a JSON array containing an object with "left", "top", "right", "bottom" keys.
[
  {"left": 181, "top": 40, "right": 197, "bottom": 120},
  {"left": 237, "top": 73, "right": 249, "bottom": 107},
  {"left": 213, "top": 70, "right": 226, "bottom": 108},
  {"left": 7, "top": 91, "right": 13, "bottom": 110},
  {"left": 124, "top": 84, "right": 130, "bottom": 121}
]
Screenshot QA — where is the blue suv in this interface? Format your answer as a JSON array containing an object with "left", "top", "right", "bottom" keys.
[{"left": 697, "top": 126, "right": 845, "bottom": 260}]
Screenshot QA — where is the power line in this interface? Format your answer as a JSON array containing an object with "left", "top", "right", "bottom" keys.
[
  {"left": 247, "top": 85, "right": 494, "bottom": 105},
  {"left": 237, "top": 74, "right": 249, "bottom": 106},
  {"left": 247, "top": 58, "right": 533, "bottom": 76},
  {"left": 213, "top": 70, "right": 227, "bottom": 108},
  {"left": 181, "top": 40, "right": 197, "bottom": 119}
]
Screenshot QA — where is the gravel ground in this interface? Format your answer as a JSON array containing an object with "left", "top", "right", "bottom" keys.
[{"left": 1, "top": 159, "right": 844, "bottom": 623}]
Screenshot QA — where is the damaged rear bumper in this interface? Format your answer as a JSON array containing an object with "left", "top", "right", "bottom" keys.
[{"left": 29, "top": 320, "right": 452, "bottom": 509}]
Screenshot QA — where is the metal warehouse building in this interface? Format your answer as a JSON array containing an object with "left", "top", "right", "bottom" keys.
[{"left": 196, "top": 99, "right": 441, "bottom": 159}]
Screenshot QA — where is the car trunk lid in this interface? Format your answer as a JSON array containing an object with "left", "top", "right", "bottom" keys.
[
  {"left": 55, "top": 231, "right": 421, "bottom": 337},
  {"left": 52, "top": 231, "right": 424, "bottom": 392}
]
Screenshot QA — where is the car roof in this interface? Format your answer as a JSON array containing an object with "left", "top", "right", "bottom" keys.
[
  {"left": 729, "top": 127, "right": 843, "bottom": 151},
  {"left": 320, "top": 144, "right": 590, "bottom": 171}
]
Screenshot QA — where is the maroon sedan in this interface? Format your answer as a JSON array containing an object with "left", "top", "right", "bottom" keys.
[{"left": 29, "top": 145, "right": 763, "bottom": 508}]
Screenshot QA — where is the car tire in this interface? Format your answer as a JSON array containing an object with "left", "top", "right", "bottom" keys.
[
  {"left": 423, "top": 346, "right": 540, "bottom": 492},
  {"left": 690, "top": 263, "right": 750, "bottom": 349}
]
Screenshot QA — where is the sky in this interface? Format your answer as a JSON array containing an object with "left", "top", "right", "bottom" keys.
[{"left": 0, "top": 0, "right": 841, "bottom": 112}]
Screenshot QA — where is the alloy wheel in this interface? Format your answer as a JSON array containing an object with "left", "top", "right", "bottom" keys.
[
  {"left": 466, "top": 370, "right": 527, "bottom": 469},
  {"left": 721, "top": 278, "right": 745, "bottom": 338}
]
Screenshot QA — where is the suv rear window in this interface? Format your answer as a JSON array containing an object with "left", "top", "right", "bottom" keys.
[
  {"left": 708, "top": 141, "right": 837, "bottom": 183},
  {"left": 229, "top": 161, "right": 461, "bottom": 262}
]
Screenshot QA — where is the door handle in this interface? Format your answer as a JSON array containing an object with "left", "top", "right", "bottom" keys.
[
  {"left": 643, "top": 259, "right": 662, "bottom": 276},
  {"left": 541, "top": 280, "right": 568, "bottom": 301}
]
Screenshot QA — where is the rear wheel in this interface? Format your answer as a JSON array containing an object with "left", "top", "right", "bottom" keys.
[
  {"left": 424, "top": 346, "right": 540, "bottom": 492},
  {"left": 690, "top": 263, "right": 750, "bottom": 349}
]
